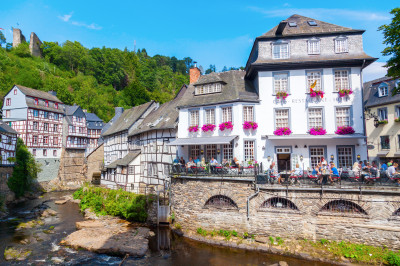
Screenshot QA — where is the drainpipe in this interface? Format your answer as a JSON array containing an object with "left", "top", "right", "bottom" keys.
[{"left": 247, "top": 186, "right": 259, "bottom": 220}]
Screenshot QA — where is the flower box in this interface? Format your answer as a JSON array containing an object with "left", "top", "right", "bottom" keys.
[
  {"left": 273, "top": 127, "right": 292, "bottom": 136},
  {"left": 338, "top": 88, "right": 353, "bottom": 97},
  {"left": 335, "top": 126, "right": 355, "bottom": 135},
  {"left": 310, "top": 88, "right": 325, "bottom": 98},
  {"left": 188, "top": 125, "right": 199, "bottom": 132},
  {"left": 309, "top": 127, "right": 326, "bottom": 135},
  {"left": 201, "top": 124, "right": 216, "bottom": 132},
  {"left": 219, "top": 121, "right": 233, "bottom": 131},
  {"left": 395, "top": 118, "right": 400, "bottom": 122},
  {"left": 276, "top": 91, "right": 288, "bottom": 100},
  {"left": 243, "top": 121, "right": 258, "bottom": 130},
  {"left": 377, "top": 120, "right": 388, "bottom": 125}
]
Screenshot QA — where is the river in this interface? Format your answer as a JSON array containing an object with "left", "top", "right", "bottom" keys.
[{"left": 0, "top": 192, "right": 328, "bottom": 265}]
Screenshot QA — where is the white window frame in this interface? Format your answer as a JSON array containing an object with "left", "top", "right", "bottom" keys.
[
  {"left": 335, "top": 107, "right": 351, "bottom": 127},
  {"left": 334, "top": 70, "right": 350, "bottom": 92},
  {"left": 222, "top": 144, "right": 233, "bottom": 161},
  {"left": 378, "top": 108, "right": 388, "bottom": 121},
  {"left": 273, "top": 73, "right": 289, "bottom": 94},
  {"left": 308, "top": 108, "right": 323, "bottom": 129},
  {"left": 189, "top": 110, "right": 199, "bottom": 126},
  {"left": 205, "top": 108, "right": 215, "bottom": 124},
  {"left": 275, "top": 109, "right": 289, "bottom": 128},
  {"left": 335, "top": 36, "right": 348, "bottom": 53},
  {"left": 310, "top": 147, "right": 325, "bottom": 169},
  {"left": 190, "top": 145, "right": 200, "bottom": 159},
  {"left": 205, "top": 144, "right": 216, "bottom": 162},
  {"left": 337, "top": 146, "right": 353, "bottom": 168},
  {"left": 243, "top": 106, "right": 254, "bottom": 122},
  {"left": 308, "top": 38, "right": 320, "bottom": 55},
  {"left": 195, "top": 83, "right": 222, "bottom": 95},
  {"left": 307, "top": 71, "right": 322, "bottom": 92},
  {"left": 272, "top": 42, "right": 289, "bottom": 59},
  {"left": 221, "top": 106, "right": 232, "bottom": 123},
  {"left": 244, "top": 140, "right": 255, "bottom": 161},
  {"left": 378, "top": 84, "right": 389, "bottom": 97}
]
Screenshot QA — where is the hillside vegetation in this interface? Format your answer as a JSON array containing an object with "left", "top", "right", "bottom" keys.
[{"left": 0, "top": 41, "right": 191, "bottom": 121}]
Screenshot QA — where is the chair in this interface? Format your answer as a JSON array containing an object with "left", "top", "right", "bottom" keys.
[
  {"left": 364, "top": 169, "right": 380, "bottom": 184},
  {"left": 348, "top": 170, "right": 361, "bottom": 182},
  {"left": 289, "top": 174, "right": 301, "bottom": 185}
]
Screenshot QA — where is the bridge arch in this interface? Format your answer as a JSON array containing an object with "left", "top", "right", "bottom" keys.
[
  {"left": 319, "top": 199, "right": 367, "bottom": 215},
  {"left": 260, "top": 197, "right": 299, "bottom": 210},
  {"left": 204, "top": 195, "right": 238, "bottom": 209}
]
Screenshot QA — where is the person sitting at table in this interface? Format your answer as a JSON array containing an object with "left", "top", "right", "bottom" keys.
[
  {"left": 201, "top": 157, "right": 206, "bottom": 167},
  {"left": 381, "top": 161, "right": 388, "bottom": 172},
  {"left": 231, "top": 157, "right": 240, "bottom": 168},
  {"left": 266, "top": 162, "right": 279, "bottom": 183},
  {"left": 352, "top": 161, "right": 360, "bottom": 176},
  {"left": 388, "top": 160, "right": 394, "bottom": 167},
  {"left": 186, "top": 158, "right": 195, "bottom": 169},
  {"left": 388, "top": 163, "right": 399, "bottom": 180},
  {"left": 311, "top": 164, "right": 320, "bottom": 176},
  {"left": 179, "top": 157, "right": 186, "bottom": 166},
  {"left": 194, "top": 156, "right": 200, "bottom": 166},
  {"left": 291, "top": 163, "right": 303, "bottom": 176},
  {"left": 329, "top": 162, "right": 340, "bottom": 183},
  {"left": 173, "top": 157, "right": 179, "bottom": 164},
  {"left": 221, "top": 158, "right": 229, "bottom": 167},
  {"left": 320, "top": 157, "right": 328, "bottom": 170}
]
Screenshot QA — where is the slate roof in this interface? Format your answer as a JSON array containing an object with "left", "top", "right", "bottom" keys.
[
  {"left": 65, "top": 105, "right": 80, "bottom": 116},
  {"left": 364, "top": 77, "right": 400, "bottom": 108},
  {"left": 85, "top": 112, "right": 104, "bottom": 130},
  {"left": 102, "top": 101, "right": 154, "bottom": 137},
  {"left": 15, "top": 85, "right": 62, "bottom": 103},
  {"left": 177, "top": 70, "right": 259, "bottom": 108},
  {"left": 85, "top": 112, "right": 103, "bottom": 122},
  {"left": 25, "top": 97, "right": 65, "bottom": 114},
  {"left": 259, "top": 14, "right": 364, "bottom": 39},
  {"left": 0, "top": 121, "right": 17, "bottom": 135},
  {"left": 101, "top": 108, "right": 124, "bottom": 135},
  {"left": 106, "top": 150, "right": 141, "bottom": 168}
]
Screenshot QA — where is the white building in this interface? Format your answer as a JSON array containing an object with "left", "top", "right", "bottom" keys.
[{"left": 171, "top": 15, "right": 376, "bottom": 171}]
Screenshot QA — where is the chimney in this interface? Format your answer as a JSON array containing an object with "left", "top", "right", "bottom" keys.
[
  {"left": 115, "top": 107, "right": 124, "bottom": 116},
  {"left": 189, "top": 61, "right": 201, "bottom": 84},
  {"left": 275, "top": 21, "right": 287, "bottom": 36},
  {"left": 83, "top": 109, "right": 87, "bottom": 113},
  {"left": 48, "top": 90, "right": 57, "bottom": 97}
]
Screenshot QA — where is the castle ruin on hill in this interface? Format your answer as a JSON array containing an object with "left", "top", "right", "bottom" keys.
[{"left": 12, "top": 28, "right": 42, "bottom": 57}]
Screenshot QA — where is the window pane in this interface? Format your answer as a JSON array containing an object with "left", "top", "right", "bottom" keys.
[
  {"left": 222, "top": 107, "right": 232, "bottom": 123},
  {"left": 307, "top": 71, "right": 322, "bottom": 91},
  {"left": 337, "top": 147, "right": 353, "bottom": 168},
  {"left": 243, "top": 106, "right": 254, "bottom": 122},
  {"left": 223, "top": 144, "right": 233, "bottom": 161},
  {"left": 380, "top": 136, "right": 390, "bottom": 150},
  {"left": 274, "top": 74, "right": 288, "bottom": 93},
  {"left": 275, "top": 109, "right": 289, "bottom": 128},
  {"left": 244, "top": 140, "right": 255, "bottom": 161},
  {"left": 308, "top": 108, "right": 323, "bottom": 128},
  {"left": 206, "top": 144, "right": 216, "bottom": 162},
  {"left": 190, "top": 111, "right": 199, "bottom": 126},
  {"left": 336, "top": 107, "right": 350, "bottom": 127},
  {"left": 205, "top": 109, "right": 215, "bottom": 124},
  {"left": 310, "top": 147, "right": 324, "bottom": 168},
  {"left": 190, "top": 145, "right": 200, "bottom": 159},
  {"left": 334, "top": 70, "right": 349, "bottom": 91}
]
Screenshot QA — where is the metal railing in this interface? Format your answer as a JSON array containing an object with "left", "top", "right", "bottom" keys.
[{"left": 169, "top": 163, "right": 262, "bottom": 178}]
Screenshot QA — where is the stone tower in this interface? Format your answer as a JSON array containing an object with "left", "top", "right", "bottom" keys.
[
  {"left": 12, "top": 28, "right": 26, "bottom": 48},
  {"left": 29, "top": 32, "right": 43, "bottom": 57}
]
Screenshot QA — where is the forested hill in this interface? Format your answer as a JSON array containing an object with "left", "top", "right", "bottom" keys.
[{"left": 0, "top": 41, "right": 192, "bottom": 122}]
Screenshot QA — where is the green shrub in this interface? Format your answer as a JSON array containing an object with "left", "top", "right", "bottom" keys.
[
  {"left": 386, "top": 251, "right": 400, "bottom": 266},
  {"left": 72, "top": 185, "right": 154, "bottom": 222},
  {"left": 269, "top": 236, "right": 274, "bottom": 245},
  {"left": 196, "top": 227, "right": 207, "bottom": 236},
  {"left": 320, "top": 239, "right": 329, "bottom": 245}
]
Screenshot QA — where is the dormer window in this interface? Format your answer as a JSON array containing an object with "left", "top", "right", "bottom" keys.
[
  {"left": 378, "top": 83, "right": 389, "bottom": 97},
  {"left": 288, "top": 21, "right": 297, "bottom": 27},
  {"left": 34, "top": 98, "right": 39, "bottom": 105},
  {"left": 335, "top": 36, "right": 348, "bottom": 53},
  {"left": 272, "top": 41, "right": 289, "bottom": 59},
  {"left": 308, "top": 20, "right": 318, "bottom": 26},
  {"left": 195, "top": 83, "right": 222, "bottom": 95},
  {"left": 308, "top": 38, "right": 320, "bottom": 55}
]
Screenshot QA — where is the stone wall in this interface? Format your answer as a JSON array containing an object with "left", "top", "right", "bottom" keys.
[
  {"left": 12, "top": 28, "right": 26, "bottom": 48},
  {"left": 171, "top": 177, "right": 400, "bottom": 249},
  {"left": 85, "top": 144, "right": 104, "bottom": 181},
  {"left": 36, "top": 158, "right": 60, "bottom": 182},
  {"left": 0, "top": 167, "right": 14, "bottom": 203},
  {"left": 29, "top": 32, "right": 42, "bottom": 57},
  {"left": 53, "top": 148, "right": 87, "bottom": 189}
]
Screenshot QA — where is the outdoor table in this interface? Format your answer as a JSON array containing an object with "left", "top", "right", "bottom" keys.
[
  {"left": 280, "top": 173, "right": 291, "bottom": 183},
  {"left": 321, "top": 174, "right": 330, "bottom": 185}
]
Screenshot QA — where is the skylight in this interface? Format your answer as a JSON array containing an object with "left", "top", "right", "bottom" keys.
[
  {"left": 288, "top": 21, "right": 297, "bottom": 27},
  {"left": 308, "top": 20, "right": 318, "bottom": 26}
]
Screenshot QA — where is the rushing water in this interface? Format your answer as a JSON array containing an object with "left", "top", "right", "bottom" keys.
[{"left": 0, "top": 192, "right": 328, "bottom": 265}]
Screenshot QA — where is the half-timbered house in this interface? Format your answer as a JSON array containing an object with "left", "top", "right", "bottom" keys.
[{"left": 84, "top": 111, "right": 103, "bottom": 155}]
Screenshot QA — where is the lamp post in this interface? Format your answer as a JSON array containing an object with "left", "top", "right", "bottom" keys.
[{"left": 357, "top": 154, "right": 361, "bottom": 161}]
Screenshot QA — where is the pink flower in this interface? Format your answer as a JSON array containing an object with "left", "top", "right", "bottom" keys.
[
  {"left": 335, "top": 126, "right": 355, "bottom": 135},
  {"left": 188, "top": 125, "right": 199, "bottom": 132},
  {"left": 309, "top": 127, "right": 327, "bottom": 135},
  {"left": 338, "top": 89, "right": 353, "bottom": 97},
  {"left": 201, "top": 124, "right": 216, "bottom": 132},
  {"left": 243, "top": 121, "right": 258, "bottom": 130},
  {"left": 273, "top": 127, "right": 292, "bottom": 136},
  {"left": 219, "top": 121, "right": 233, "bottom": 131}
]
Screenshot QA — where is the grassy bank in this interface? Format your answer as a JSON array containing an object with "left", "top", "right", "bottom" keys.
[
  {"left": 73, "top": 185, "right": 155, "bottom": 223},
  {"left": 192, "top": 227, "right": 400, "bottom": 265}
]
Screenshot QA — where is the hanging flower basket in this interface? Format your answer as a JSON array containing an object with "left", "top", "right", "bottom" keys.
[
  {"left": 335, "top": 126, "right": 355, "bottom": 135},
  {"left": 276, "top": 91, "right": 288, "bottom": 100},
  {"left": 338, "top": 88, "right": 353, "bottom": 97},
  {"left": 219, "top": 121, "right": 233, "bottom": 131},
  {"left": 201, "top": 124, "right": 216, "bottom": 132},
  {"left": 309, "top": 127, "right": 327, "bottom": 135},
  {"left": 377, "top": 119, "right": 388, "bottom": 125},
  {"left": 310, "top": 88, "right": 324, "bottom": 98},
  {"left": 273, "top": 127, "right": 292, "bottom": 136},
  {"left": 243, "top": 121, "right": 258, "bottom": 130},
  {"left": 188, "top": 125, "right": 199, "bottom": 132}
]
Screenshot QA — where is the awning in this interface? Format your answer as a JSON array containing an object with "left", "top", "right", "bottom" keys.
[
  {"left": 167, "top": 135, "right": 238, "bottom": 146},
  {"left": 106, "top": 150, "right": 141, "bottom": 169},
  {"left": 377, "top": 151, "right": 389, "bottom": 157},
  {"left": 264, "top": 134, "right": 367, "bottom": 140}
]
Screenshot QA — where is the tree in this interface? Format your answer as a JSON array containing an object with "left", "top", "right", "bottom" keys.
[
  {"left": 7, "top": 138, "right": 41, "bottom": 198},
  {"left": 205, "top": 64, "right": 216, "bottom": 74},
  {"left": 222, "top": 66, "right": 228, "bottom": 72},
  {"left": 379, "top": 8, "right": 400, "bottom": 95},
  {"left": 0, "top": 31, "right": 6, "bottom": 47}
]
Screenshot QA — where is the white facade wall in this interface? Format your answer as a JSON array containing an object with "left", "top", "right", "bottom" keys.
[{"left": 2, "top": 86, "right": 28, "bottom": 121}]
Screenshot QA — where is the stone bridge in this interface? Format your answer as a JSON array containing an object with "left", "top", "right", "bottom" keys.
[{"left": 170, "top": 176, "right": 400, "bottom": 249}]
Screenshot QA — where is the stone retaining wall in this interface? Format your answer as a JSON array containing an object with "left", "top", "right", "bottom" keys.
[{"left": 171, "top": 177, "right": 400, "bottom": 249}]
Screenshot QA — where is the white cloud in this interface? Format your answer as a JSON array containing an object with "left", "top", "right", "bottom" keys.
[
  {"left": 248, "top": 7, "right": 390, "bottom": 22},
  {"left": 58, "top": 12, "right": 102, "bottom": 30},
  {"left": 363, "top": 62, "right": 388, "bottom": 82},
  {"left": 58, "top": 13, "right": 72, "bottom": 22}
]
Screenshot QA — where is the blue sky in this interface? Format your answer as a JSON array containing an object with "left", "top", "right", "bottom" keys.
[{"left": 0, "top": 0, "right": 398, "bottom": 81}]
